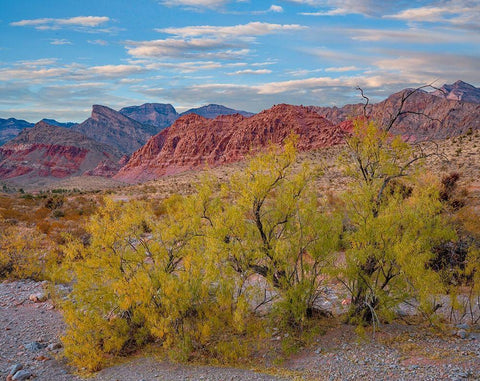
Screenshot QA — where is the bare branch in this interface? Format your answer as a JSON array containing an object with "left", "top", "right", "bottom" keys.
[
  {"left": 385, "top": 81, "right": 443, "bottom": 132},
  {"left": 356, "top": 86, "right": 370, "bottom": 118}
]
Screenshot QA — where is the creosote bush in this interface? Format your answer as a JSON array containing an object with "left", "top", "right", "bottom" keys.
[
  {"left": 58, "top": 126, "right": 477, "bottom": 371},
  {"left": 0, "top": 224, "right": 51, "bottom": 279},
  {"left": 61, "top": 138, "right": 343, "bottom": 371},
  {"left": 338, "top": 119, "right": 455, "bottom": 324}
]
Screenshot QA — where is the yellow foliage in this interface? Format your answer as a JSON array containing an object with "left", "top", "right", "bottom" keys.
[
  {"left": 0, "top": 225, "right": 52, "bottom": 280},
  {"left": 339, "top": 119, "right": 456, "bottom": 324}
]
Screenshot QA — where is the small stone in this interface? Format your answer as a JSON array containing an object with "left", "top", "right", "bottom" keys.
[
  {"left": 29, "top": 293, "right": 47, "bottom": 303},
  {"left": 46, "top": 342, "right": 62, "bottom": 351},
  {"left": 24, "top": 341, "right": 46, "bottom": 352},
  {"left": 456, "top": 323, "right": 470, "bottom": 330},
  {"left": 457, "top": 329, "right": 468, "bottom": 339},
  {"left": 9, "top": 363, "right": 23, "bottom": 376},
  {"left": 12, "top": 370, "right": 32, "bottom": 381}
]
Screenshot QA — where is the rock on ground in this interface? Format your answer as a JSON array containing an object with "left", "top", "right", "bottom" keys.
[{"left": 1, "top": 279, "right": 479, "bottom": 380}]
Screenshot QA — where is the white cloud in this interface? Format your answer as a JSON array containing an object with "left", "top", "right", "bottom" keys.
[
  {"left": 126, "top": 38, "right": 237, "bottom": 58},
  {"left": 373, "top": 50, "right": 480, "bottom": 80},
  {"left": 325, "top": 66, "right": 359, "bottom": 72},
  {"left": 228, "top": 69, "right": 272, "bottom": 75},
  {"left": 127, "top": 22, "right": 306, "bottom": 59},
  {"left": 0, "top": 61, "right": 145, "bottom": 82},
  {"left": 385, "top": 0, "right": 480, "bottom": 30},
  {"left": 286, "top": 68, "right": 323, "bottom": 76},
  {"left": 88, "top": 39, "right": 109, "bottom": 46},
  {"left": 269, "top": 5, "right": 284, "bottom": 12},
  {"left": 89, "top": 65, "right": 145, "bottom": 77},
  {"left": 156, "top": 22, "right": 305, "bottom": 39},
  {"left": 11, "top": 16, "right": 110, "bottom": 30},
  {"left": 50, "top": 39, "right": 72, "bottom": 45},
  {"left": 160, "top": 0, "right": 227, "bottom": 9},
  {"left": 147, "top": 60, "right": 225, "bottom": 72},
  {"left": 253, "top": 4, "right": 284, "bottom": 14},
  {"left": 293, "top": 0, "right": 400, "bottom": 17},
  {"left": 347, "top": 27, "right": 480, "bottom": 43}
]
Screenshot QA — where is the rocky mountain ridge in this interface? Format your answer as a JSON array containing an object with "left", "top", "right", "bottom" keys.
[
  {"left": 1, "top": 81, "right": 479, "bottom": 187},
  {"left": 310, "top": 85, "right": 480, "bottom": 141},
  {"left": 0, "top": 118, "right": 78, "bottom": 146},
  {"left": 180, "top": 104, "right": 255, "bottom": 119},
  {"left": 0, "top": 118, "right": 34, "bottom": 146},
  {"left": 0, "top": 121, "right": 123, "bottom": 185},
  {"left": 40, "top": 119, "right": 77, "bottom": 128},
  {"left": 432, "top": 80, "right": 480, "bottom": 103},
  {"left": 114, "top": 104, "right": 350, "bottom": 183},
  {"left": 119, "top": 103, "right": 179, "bottom": 129},
  {"left": 72, "top": 105, "right": 159, "bottom": 154}
]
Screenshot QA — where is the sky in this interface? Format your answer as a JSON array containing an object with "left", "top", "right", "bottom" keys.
[{"left": 1, "top": 0, "right": 479, "bottom": 122}]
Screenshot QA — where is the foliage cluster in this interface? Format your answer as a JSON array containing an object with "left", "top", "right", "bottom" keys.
[
  {"left": 0, "top": 190, "right": 100, "bottom": 280},
  {"left": 59, "top": 138, "right": 344, "bottom": 370},
  {"left": 2, "top": 119, "right": 479, "bottom": 370}
]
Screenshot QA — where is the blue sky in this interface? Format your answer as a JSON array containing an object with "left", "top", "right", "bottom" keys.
[{"left": 1, "top": 0, "right": 479, "bottom": 122}]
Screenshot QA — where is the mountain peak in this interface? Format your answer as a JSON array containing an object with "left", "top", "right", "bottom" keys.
[
  {"left": 452, "top": 80, "right": 474, "bottom": 88},
  {"left": 432, "top": 80, "right": 480, "bottom": 103},
  {"left": 119, "top": 103, "right": 178, "bottom": 129},
  {"left": 181, "top": 104, "right": 254, "bottom": 119},
  {"left": 73, "top": 105, "right": 159, "bottom": 154},
  {"left": 91, "top": 104, "right": 120, "bottom": 120}
]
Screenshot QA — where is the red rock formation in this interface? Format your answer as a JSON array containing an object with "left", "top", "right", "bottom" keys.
[
  {"left": 0, "top": 121, "right": 122, "bottom": 185},
  {"left": 115, "top": 104, "right": 350, "bottom": 183}
]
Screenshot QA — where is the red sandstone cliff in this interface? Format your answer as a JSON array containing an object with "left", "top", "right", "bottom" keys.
[{"left": 115, "top": 104, "right": 350, "bottom": 183}]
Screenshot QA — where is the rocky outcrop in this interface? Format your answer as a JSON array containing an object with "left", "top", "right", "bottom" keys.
[
  {"left": 119, "top": 103, "right": 179, "bottom": 129},
  {"left": 72, "top": 105, "right": 158, "bottom": 154},
  {"left": 310, "top": 85, "right": 480, "bottom": 141},
  {"left": 432, "top": 80, "right": 480, "bottom": 103},
  {"left": 0, "top": 121, "right": 122, "bottom": 183},
  {"left": 180, "top": 104, "right": 255, "bottom": 119},
  {"left": 115, "top": 104, "right": 349, "bottom": 183}
]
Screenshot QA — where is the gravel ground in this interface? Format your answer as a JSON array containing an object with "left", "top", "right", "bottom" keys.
[
  {"left": 1, "top": 280, "right": 479, "bottom": 381},
  {"left": 0, "top": 280, "right": 283, "bottom": 381}
]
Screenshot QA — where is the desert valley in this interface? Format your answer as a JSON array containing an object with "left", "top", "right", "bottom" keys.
[
  {"left": 0, "top": 80, "right": 480, "bottom": 380},
  {"left": 2, "top": 1, "right": 480, "bottom": 380}
]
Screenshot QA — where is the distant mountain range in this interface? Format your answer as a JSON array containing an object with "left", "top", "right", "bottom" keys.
[
  {"left": 40, "top": 119, "right": 77, "bottom": 128},
  {"left": 0, "top": 121, "right": 123, "bottom": 185},
  {"left": 0, "top": 118, "right": 34, "bottom": 146},
  {"left": 179, "top": 104, "right": 254, "bottom": 119},
  {"left": 0, "top": 118, "right": 77, "bottom": 146},
  {"left": 0, "top": 103, "right": 254, "bottom": 147},
  {"left": 0, "top": 81, "right": 479, "bottom": 187},
  {"left": 310, "top": 86, "right": 480, "bottom": 141},
  {"left": 71, "top": 105, "right": 159, "bottom": 154}
]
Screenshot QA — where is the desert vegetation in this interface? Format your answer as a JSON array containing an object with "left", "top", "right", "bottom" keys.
[{"left": 2, "top": 117, "right": 478, "bottom": 372}]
